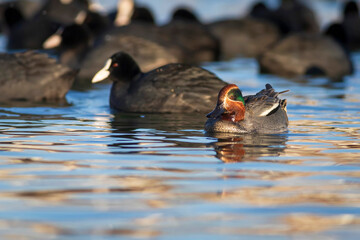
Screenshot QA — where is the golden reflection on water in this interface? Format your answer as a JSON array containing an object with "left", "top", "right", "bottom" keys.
[
  {"left": 207, "top": 132, "right": 288, "bottom": 163},
  {"left": 212, "top": 214, "right": 360, "bottom": 235},
  {"left": 0, "top": 101, "right": 360, "bottom": 238},
  {"left": 0, "top": 219, "right": 161, "bottom": 238},
  {"left": 199, "top": 182, "right": 360, "bottom": 207}
]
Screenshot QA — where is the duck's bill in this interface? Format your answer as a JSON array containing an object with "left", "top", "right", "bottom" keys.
[
  {"left": 91, "top": 59, "right": 111, "bottom": 83},
  {"left": 206, "top": 103, "right": 225, "bottom": 118}
]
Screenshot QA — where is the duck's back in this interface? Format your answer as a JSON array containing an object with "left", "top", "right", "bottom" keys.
[
  {"left": 110, "top": 64, "right": 226, "bottom": 113},
  {"left": 0, "top": 51, "right": 76, "bottom": 102},
  {"left": 242, "top": 85, "right": 288, "bottom": 133}
]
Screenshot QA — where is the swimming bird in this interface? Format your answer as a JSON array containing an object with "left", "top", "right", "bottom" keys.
[
  {"left": 161, "top": 8, "right": 220, "bottom": 63},
  {"left": 43, "top": 22, "right": 179, "bottom": 80},
  {"left": 0, "top": 51, "right": 77, "bottom": 102},
  {"left": 79, "top": 34, "right": 179, "bottom": 80},
  {"left": 274, "top": 0, "right": 319, "bottom": 34},
  {"left": 6, "top": 0, "right": 89, "bottom": 50},
  {"left": 91, "top": 51, "right": 227, "bottom": 113},
  {"left": 111, "top": 0, "right": 155, "bottom": 26},
  {"left": 205, "top": 84, "right": 289, "bottom": 134},
  {"left": 258, "top": 23, "right": 353, "bottom": 80},
  {"left": 341, "top": 1, "right": 360, "bottom": 51},
  {"left": 208, "top": 17, "right": 279, "bottom": 59},
  {"left": 249, "top": 0, "right": 319, "bottom": 36},
  {"left": 43, "top": 23, "right": 93, "bottom": 71}
]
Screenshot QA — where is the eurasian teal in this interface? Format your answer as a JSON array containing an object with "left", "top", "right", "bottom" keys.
[{"left": 205, "top": 84, "right": 289, "bottom": 134}]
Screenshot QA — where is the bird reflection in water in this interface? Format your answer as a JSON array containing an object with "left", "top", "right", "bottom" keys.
[{"left": 206, "top": 132, "right": 288, "bottom": 163}]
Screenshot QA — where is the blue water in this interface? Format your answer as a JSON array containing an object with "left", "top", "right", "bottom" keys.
[{"left": 1, "top": 0, "right": 360, "bottom": 239}]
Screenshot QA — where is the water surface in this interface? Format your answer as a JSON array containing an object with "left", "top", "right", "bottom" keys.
[{"left": 0, "top": 0, "right": 360, "bottom": 239}]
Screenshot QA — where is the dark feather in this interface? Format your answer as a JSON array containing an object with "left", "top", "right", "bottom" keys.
[{"left": 244, "top": 83, "right": 288, "bottom": 116}]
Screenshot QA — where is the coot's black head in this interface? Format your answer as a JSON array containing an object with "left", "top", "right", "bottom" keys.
[
  {"left": 43, "top": 23, "right": 92, "bottom": 50},
  {"left": 83, "top": 11, "right": 110, "bottom": 36},
  {"left": 61, "top": 24, "right": 92, "bottom": 48},
  {"left": 3, "top": 4, "right": 24, "bottom": 28},
  {"left": 324, "top": 23, "right": 348, "bottom": 47},
  {"left": 92, "top": 52, "right": 141, "bottom": 83},
  {"left": 131, "top": 6, "right": 155, "bottom": 24},
  {"left": 343, "top": 1, "right": 359, "bottom": 18},
  {"left": 172, "top": 8, "right": 200, "bottom": 23},
  {"left": 43, "top": 0, "right": 90, "bottom": 25},
  {"left": 305, "top": 66, "right": 326, "bottom": 77},
  {"left": 281, "top": 0, "right": 296, "bottom": 5},
  {"left": 250, "top": 2, "right": 270, "bottom": 18}
]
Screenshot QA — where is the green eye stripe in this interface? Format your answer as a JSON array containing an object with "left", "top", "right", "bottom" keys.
[{"left": 228, "top": 89, "right": 245, "bottom": 105}]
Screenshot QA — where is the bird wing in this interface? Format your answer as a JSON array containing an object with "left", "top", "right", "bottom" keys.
[
  {"left": 244, "top": 84, "right": 288, "bottom": 117},
  {"left": 127, "top": 63, "right": 226, "bottom": 112}
]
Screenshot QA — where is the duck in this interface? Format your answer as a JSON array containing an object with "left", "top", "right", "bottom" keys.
[
  {"left": 205, "top": 84, "right": 289, "bottom": 134},
  {"left": 258, "top": 23, "right": 353, "bottom": 80},
  {"left": 0, "top": 51, "right": 77, "bottom": 102},
  {"left": 91, "top": 51, "right": 227, "bottom": 113}
]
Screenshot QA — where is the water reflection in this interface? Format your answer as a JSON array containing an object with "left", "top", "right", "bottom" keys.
[
  {"left": 292, "top": 74, "right": 346, "bottom": 91},
  {"left": 0, "top": 99, "right": 71, "bottom": 108},
  {"left": 0, "top": 38, "right": 359, "bottom": 240},
  {"left": 107, "top": 112, "right": 207, "bottom": 153},
  {"left": 110, "top": 112, "right": 206, "bottom": 132},
  {"left": 206, "top": 132, "right": 288, "bottom": 163}
]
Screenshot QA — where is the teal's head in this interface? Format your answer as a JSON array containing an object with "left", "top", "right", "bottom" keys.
[{"left": 207, "top": 84, "right": 246, "bottom": 122}]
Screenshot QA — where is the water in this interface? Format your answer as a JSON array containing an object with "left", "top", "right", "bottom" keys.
[{"left": 1, "top": 1, "right": 360, "bottom": 239}]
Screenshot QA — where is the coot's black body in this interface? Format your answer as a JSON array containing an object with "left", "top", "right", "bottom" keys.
[
  {"left": 92, "top": 52, "right": 227, "bottom": 113},
  {"left": 0, "top": 51, "right": 77, "bottom": 102}
]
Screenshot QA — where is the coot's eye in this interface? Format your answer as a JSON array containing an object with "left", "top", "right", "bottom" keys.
[{"left": 112, "top": 63, "right": 119, "bottom": 68}]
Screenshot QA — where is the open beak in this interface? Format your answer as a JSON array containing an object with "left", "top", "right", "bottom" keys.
[
  {"left": 206, "top": 102, "right": 225, "bottom": 118},
  {"left": 92, "top": 59, "right": 112, "bottom": 83}
]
